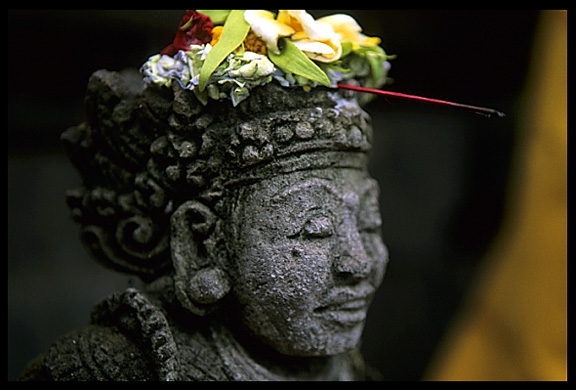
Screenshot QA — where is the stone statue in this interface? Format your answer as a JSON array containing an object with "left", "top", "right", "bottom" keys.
[{"left": 19, "top": 66, "right": 389, "bottom": 380}]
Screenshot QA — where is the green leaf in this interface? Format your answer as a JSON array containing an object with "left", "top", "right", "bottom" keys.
[
  {"left": 196, "top": 10, "right": 231, "bottom": 25},
  {"left": 366, "top": 52, "right": 384, "bottom": 82},
  {"left": 268, "top": 38, "right": 332, "bottom": 88},
  {"left": 198, "top": 10, "right": 250, "bottom": 91},
  {"left": 340, "top": 40, "right": 353, "bottom": 58},
  {"left": 356, "top": 45, "right": 387, "bottom": 84}
]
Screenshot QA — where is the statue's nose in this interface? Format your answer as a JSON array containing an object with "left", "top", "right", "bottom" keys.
[{"left": 334, "top": 224, "right": 370, "bottom": 280}]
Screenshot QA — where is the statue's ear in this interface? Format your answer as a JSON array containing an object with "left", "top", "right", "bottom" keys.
[{"left": 170, "top": 200, "right": 230, "bottom": 316}]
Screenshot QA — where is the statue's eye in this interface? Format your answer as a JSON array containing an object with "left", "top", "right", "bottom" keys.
[{"left": 302, "top": 216, "right": 333, "bottom": 238}]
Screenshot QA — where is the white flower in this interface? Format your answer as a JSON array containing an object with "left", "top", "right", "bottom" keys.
[
  {"left": 244, "top": 10, "right": 342, "bottom": 63},
  {"left": 318, "top": 14, "right": 381, "bottom": 49},
  {"left": 244, "top": 10, "right": 295, "bottom": 54},
  {"left": 278, "top": 10, "right": 334, "bottom": 42},
  {"left": 276, "top": 10, "right": 342, "bottom": 63}
]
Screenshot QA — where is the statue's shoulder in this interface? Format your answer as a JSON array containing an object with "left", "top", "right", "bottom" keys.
[
  {"left": 19, "top": 288, "right": 179, "bottom": 381},
  {"left": 18, "top": 322, "right": 158, "bottom": 381}
]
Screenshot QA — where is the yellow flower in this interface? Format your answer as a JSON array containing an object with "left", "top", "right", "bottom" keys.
[
  {"left": 276, "top": 10, "right": 341, "bottom": 63},
  {"left": 210, "top": 25, "right": 224, "bottom": 46},
  {"left": 317, "top": 14, "right": 381, "bottom": 50}
]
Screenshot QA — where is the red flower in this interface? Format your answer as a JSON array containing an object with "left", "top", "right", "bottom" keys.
[{"left": 161, "top": 10, "right": 214, "bottom": 56}]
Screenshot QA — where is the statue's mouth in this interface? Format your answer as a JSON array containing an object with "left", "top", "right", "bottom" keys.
[
  {"left": 314, "top": 284, "right": 374, "bottom": 326},
  {"left": 314, "top": 302, "right": 368, "bottom": 327}
]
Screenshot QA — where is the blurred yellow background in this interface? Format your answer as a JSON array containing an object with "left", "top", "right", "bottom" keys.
[{"left": 426, "top": 10, "right": 567, "bottom": 381}]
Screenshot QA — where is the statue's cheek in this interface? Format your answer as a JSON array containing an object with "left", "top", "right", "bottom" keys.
[{"left": 235, "top": 239, "right": 332, "bottom": 309}]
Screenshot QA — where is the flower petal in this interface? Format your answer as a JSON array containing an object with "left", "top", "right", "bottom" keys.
[
  {"left": 291, "top": 37, "right": 341, "bottom": 63},
  {"left": 318, "top": 14, "right": 362, "bottom": 37},
  {"left": 279, "top": 10, "right": 334, "bottom": 41},
  {"left": 276, "top": 10, "right": 342, "bottom": 63},
  {"left": 291, "top": 40, "right": 335, "bottom": 55},
  {"left": 244, "top": 10, "right": 295, "bottom": 54},
  {"left": 318, "top": 13, "right": 381, "bottom": 48}
]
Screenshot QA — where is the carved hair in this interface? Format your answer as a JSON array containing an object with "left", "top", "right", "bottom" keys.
[{"left": 62, "top": 69, "right": 373, "bottom": 283}]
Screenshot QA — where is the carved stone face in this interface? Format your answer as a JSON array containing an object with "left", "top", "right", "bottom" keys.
[{"left": 229, "top": 167, "right": 388, "bottom": 356}]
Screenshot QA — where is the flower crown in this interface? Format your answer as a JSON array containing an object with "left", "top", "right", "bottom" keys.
[{"left": 141, "top": 10, "right": 392, "bottom": 106}]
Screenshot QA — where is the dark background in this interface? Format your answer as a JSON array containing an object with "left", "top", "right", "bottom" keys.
[{"left": 8, "top": 10, "right": 540, "bottom": 380}]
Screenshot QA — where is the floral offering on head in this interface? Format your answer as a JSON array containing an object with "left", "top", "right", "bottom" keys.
[{"left": 141, "top": 10, "right": 393, "bottom": 106}]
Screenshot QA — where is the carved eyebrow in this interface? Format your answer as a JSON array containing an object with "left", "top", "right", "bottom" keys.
[
  {"left": 270, "top": 178, "right": 339, "bottom": 204},
  {"left": 269, "top": 180, "right": 337, "bottom": 238},
  {"left": 271, "top": 177, "right": 377, "bottom": 212}
]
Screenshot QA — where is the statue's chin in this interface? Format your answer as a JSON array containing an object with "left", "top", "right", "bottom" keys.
[{"left": 256, "top": 320, "right": 365, "bottom": 357}]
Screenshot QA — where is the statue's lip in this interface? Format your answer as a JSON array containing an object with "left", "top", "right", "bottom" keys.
[
  {"left": 313, "top": 285, "right": 374, "bottom": 326},
  {"left": 315, "top": 285, "right": 375, "bottom": 313}
]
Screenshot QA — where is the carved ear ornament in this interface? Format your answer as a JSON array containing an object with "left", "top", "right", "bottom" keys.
[{"left": 170, "top": 200, "right": 231, "bottom": 316}]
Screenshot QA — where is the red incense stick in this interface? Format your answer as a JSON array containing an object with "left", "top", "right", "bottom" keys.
[{"left": 337, "top": 83, "right": 505, "bottom": 118}]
